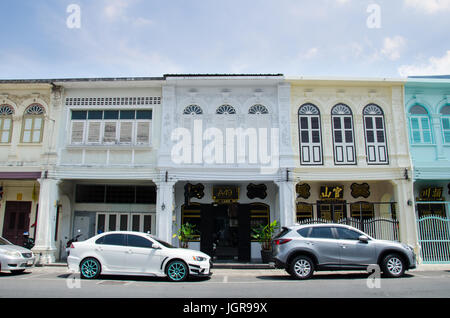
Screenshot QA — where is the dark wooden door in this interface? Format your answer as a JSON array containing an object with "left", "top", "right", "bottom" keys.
[
  {"left": 2, "top": 201, "right": 32, "bottom": 246},
  {"left": 238, "top": 204, "right": 251, "bottom": 262},
  {"left": 200, "top": 204, "right": 215, "bottom": 257}
]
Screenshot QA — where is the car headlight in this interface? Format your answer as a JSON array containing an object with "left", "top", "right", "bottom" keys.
[
  {"left": 192, "top": 256, "right": 207, "bottom": 262},
  {"left": 5, "top": 251, "right": 21, "bottom": 257}
]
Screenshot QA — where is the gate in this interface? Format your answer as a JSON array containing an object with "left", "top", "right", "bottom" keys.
[
  {"left": 298, "top": 217, "right": 399, "bottom": 241},
  {"left": 417, "top": 216, "right": 450, "bottom": 264}
]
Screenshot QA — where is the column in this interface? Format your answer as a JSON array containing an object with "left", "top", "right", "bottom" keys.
[
  {"left": 391, "top": 179, "right": 420, "bottom": 255},
  {"left": 32, "top": 178, "right": 60, "bottom": 264},
  {"left": 155, "top": 180, "right": 176, "bottom": 243},
  {"left": 275, "top": 180, "right": 297, "bottom": 228}
]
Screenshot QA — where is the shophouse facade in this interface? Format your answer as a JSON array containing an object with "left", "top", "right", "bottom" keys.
[
  {"left": 287, "top": 77, "right": 419, "bottom": 254},
  {"left": 158, "top": 74, "right": 295, "bottom": 261},
  {"left": 45, "top": 77, "right": 165, "bottom": 262},
  {"left": 405, "top": 76, "right": 450, "bottom": 263},
  {"left": 0, "top": 80, "right": 63, "bottom": 263}
]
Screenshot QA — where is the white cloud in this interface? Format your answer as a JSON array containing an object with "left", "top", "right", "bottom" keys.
[
  {"left": 404, "top": 0, "right": 450, "bottom": 14},
  {"left": 380, "top": 36, "right": 406, "bottom": 61},
  {"left": 398, "top": 50, "right": 450, "bottom": 77},
  {"left": 104, "top": 0, "right": 130, "bottom": 21},
  {"left": 299, "top": 47, "right": 319, "bottom": 59}
]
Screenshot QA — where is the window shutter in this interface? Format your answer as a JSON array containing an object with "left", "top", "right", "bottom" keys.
[
  {"left": 87, "top": 121, "right": 101, "bottom": 143},
  {"left": 136, "top": 121, "right": 151, "bottom": 144},
  {"left": 120, "top": 122, "right": 133, "bottom": 143},
  {"left": 71, "top": 121, "right": 85, "bottom": 144},
  {"left": 103, "top": 122, "right": 117, "bottom": 143}
]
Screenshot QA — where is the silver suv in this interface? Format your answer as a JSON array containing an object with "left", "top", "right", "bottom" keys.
[{"left": 272, "top": 224, "right": 416, "bottom": 280}]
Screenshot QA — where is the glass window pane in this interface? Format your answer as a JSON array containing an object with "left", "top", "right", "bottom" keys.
[
  {"left": 88, "top": 111, "right": 103, "bottom": 120},
  {"left": 365, "top": 117, "right": 373, "bottom": 129},
  {"left": 23, "top": 131, "right": 31, "bottom": 142},
  {"left": 127, "top": 234, "right": 152, "bottom": 248},
  {"left": 3, "top": 118, "right": 11, "bottom": 129},
  {"left": 33, "top": 118, "right": 42, "bottom": 129},
  {"left": 132, "top": 215, "right": 140, "bottom": 232},
  {"left": 421, "top": 117, "right": 430, "bottom": 129},
  {"left": 309, "top": 227, "right": 334, "bottom": 239},
  {"left": 377, "top": 131, "right": 385, "bottom": 143},
  {"left": 375, "top": 117, "right": 383, "bottom": 129},
  {"left": 24, "top": 118, "right": 33, "bottom": 130},
  {"left": 120, "top": 110, "right": 135, "bottom": 120},
  {"left": 108, "top": 215, "right": 117, "bottom": 231},
  {"left": 336, "top": 227, "right": 361, "bottom": 240},
  {"left": 334, "top": 131, "right": 342, "bottom": 143},
  {"left": 311, "top": 117, "right": 319, "bottom": 129},
  {"left": 143, "top": 215, "right": 152, "bottom": 234},
  {"left": 312, "top": 131, "right": 320, "bottom": 143},
  {"left": 103, "top": 122, "right": 117, "bottom": 142},
  {"left": 411, "top": 118, "right": 419, "bottom": 129},
  {"left": 367, "top": 131, "right": 374, "bottom": 143},
  {"left": 87, "top": 122, "right": 101, "bottom": 142},
  {"left": 300, "top": 117, "right": 308, "bottom": 129},
  {"left": 136, "top": 122, "right": 150, "bottom": 143},
  {"left": 412, "top": 131, "right": 421, "bottom": 143},
  {"left": 72, "top": 111, "right": 87, "bottom": 120},
  {"left": 102, "top": 234, "right": 126, "bottom": 246},
  {"left": 442, "top": 118, "right": 450, "bottom": 130},
  {"left": 97, "top": 214, "right": 105, "bottom": 234},
  {"left": 136, "top": 110, "right": 152, "bottom": 120},
  {"left": 104, "top": 111, "right": 119, "bottom": 120},
  {"left": 344, "top": 117, "right": 352, "bottom": 129},
  {"left": 301, "top": 131, "right": 309, "bottom": 143},
  {"left": 333, "top": 117, "right": 341, "bottom": 129},
  {"left": 345, "top": 131, "right": 353, "bottom": 143},
  {"left": 32, "top": 130, "right": 41, "bottom": 142},
  {"left": 444, "top": 131, "right": 450, "bottom": 143},
  {"left": 1, "top": 131, "right": 9, "bottom": 143},
  {"left": 120, "top": 122, "right": 133, "bottom": 143},
  {"left": 120, "top": 215, "right": 128, "bottom": 231}
]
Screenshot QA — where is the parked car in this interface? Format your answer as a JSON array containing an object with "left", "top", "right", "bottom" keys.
[
  {"left": 67, "top": 231, "right": 212, "bottom": 282},
  {"left": 0, "top": 236, "right": 35, "bottom": 274},
  {"left": 272, "top": 223, "right": 416, "bottom": 280}
]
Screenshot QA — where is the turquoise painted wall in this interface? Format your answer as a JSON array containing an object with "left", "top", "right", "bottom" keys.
[{"left": 405, "top": 77, "right": 450, "bottom": 181}]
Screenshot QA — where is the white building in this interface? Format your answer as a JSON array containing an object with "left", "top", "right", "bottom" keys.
[{"left": 158, "top": 74, "right": 294, "bottom": 261}]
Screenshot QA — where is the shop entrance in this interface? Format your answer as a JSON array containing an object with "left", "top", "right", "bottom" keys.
[
  {"left": 2, "top": 201, "right": 31, "bottom": 246},
  {"left": 200, "top": 203, "right": 251, "bottom": 262}
]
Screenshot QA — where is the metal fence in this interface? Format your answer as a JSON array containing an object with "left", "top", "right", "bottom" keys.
[
  {"left": 417, "top": 215, "right": 450, "bottom": 264},
  {"left": 298, "top": 217, "right": 400, "bottom": 241}
]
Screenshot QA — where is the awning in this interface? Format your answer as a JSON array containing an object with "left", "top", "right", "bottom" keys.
[{"left": 0, "top": 172, "right": 42, "bottom": 180}]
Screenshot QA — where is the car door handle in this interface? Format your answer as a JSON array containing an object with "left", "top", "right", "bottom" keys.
[
  {"left": 306, "top": 241, "right": 315, "bottom": 246},
  {"left": 126, "top": 249, "right": 133, "bottom": 254},
  {"left": 95, "top": 247, "right": 103, "bottom": 252},
  {"left": 340, "top": 245, "right": 347, "bottom": 249}
]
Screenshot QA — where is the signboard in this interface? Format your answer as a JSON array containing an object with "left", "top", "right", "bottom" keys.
[
  {"left": 320, "top": 186, "right": 344, "bottom": 200},
  {"left": 419, "top": 187, "right": 443, "bottom": 201},
  {"left": 213, "top": 186, "right": 239, "bottom": 204}
]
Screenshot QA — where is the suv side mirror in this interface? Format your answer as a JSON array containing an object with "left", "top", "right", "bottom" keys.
[
  {"left": 359, "top": 235, "right": 369, "bottom": 243},
  {"left": 152, "top": 243, "right": 161, "bottom": 249}
]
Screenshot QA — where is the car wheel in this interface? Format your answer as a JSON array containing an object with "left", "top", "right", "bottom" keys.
[
  {"left": 80, "top": 258, "right": 101, "bottom": 279},
  {"left": 166, "top": 260, "right": 188, "bottom": 282},
  {"left": 381, "top": 254, "right": 405, "bottom": 278},
  {"left": 289, "top": 255, "right": 314, "bottom": 280}
]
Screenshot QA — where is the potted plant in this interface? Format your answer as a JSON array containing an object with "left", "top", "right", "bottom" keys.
[
  {"left": 251, "top": 220, "right": 279, "bottom": 263},
  {"left": 173, "top": 223, "right": 199, "bottom": 248}
]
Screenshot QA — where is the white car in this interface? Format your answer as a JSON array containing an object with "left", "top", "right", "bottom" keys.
[
  {"left": 0, "top": 236, "right": 35, "bottom": 274},
  {"left": 67, "top": 231, "right": 212, "bottom": 282}
]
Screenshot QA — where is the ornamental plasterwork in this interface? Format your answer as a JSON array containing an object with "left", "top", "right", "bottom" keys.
[{"left": 0, "top": 104, "right": 14, "bottom": 115}]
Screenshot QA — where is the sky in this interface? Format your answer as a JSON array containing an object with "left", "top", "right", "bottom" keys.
[{"left": 0, "top": 0, "right": 449, "bottom": 79}]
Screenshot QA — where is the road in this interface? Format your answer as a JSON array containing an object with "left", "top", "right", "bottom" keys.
[{"left": 0, "top": 266, "right": 449, "bottom": 299}]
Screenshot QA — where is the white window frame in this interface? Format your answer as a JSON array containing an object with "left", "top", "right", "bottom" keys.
[
  {"left": 298, "top": 104, "right": 323, "bottom": 165},
  {"left": 363, "top": 104, "right": 388, "bottom": 165},
  {"left": 331, "top": 104, "right": 356, "bottom": 165}
]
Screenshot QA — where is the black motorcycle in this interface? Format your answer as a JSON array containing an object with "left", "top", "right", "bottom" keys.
[
  {"left": 23, "top": 232, "right": 35, "bottom": 250},
  {"left": 66, "top": 231, "right": 82, "bottom": 256}
]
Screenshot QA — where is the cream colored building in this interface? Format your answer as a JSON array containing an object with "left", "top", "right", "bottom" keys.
[
  {"left": 286, "top": 77, "right": 419, "bottom": 254},
  {"left": 0, "top": 81, "right": 63, "bottom": 263}
]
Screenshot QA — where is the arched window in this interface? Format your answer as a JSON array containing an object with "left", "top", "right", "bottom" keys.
[
  {"left": 298, "top": 103, "right": 322, "bottom": 165},
  {"left": 363, "top": 104, "right": 388, "bottom": 164},
  {"left": 248, "top": 104, "right": 268, "bottom": 114},
  {"left": 409, "top": 105, "right": 432, "bottom": 144},
  {"left": 440, "top": 105, "right": 450, "bottom": 144},
  {"left": 183, "top": 105, "right": 203, "bottom": 115},
  {"left": 331, "top": 104, "right": 356, "bottom": 164},
  {"left": 0, "top": 105, "right": 14, "bottom": 143},
  {"left": 216, "top": 104, "right": 236, "bottom": 115},
  {"left": 21, "top": 104, "right": 45, "bottom": 143}
]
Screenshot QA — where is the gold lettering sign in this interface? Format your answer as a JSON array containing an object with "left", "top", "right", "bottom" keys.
[
  {"left": 419, "top": 187, "right": 443, "bottom": 201},
  {"left": 213, "top": 186, "right": 239, "bottom": 203},
  {"left": 320, "top": 186, "right": 344, "bottom": 199}
]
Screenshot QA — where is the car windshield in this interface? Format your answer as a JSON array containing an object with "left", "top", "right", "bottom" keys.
[
  {"left": 153, "top": 238, "right": 175, "bottom": 248},
  {"left": 0, "top": 237, "right": 12, "bottom": 245}
]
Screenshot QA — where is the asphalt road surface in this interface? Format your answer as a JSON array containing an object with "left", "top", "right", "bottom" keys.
[{"left": 0, "top": 266, "right": 449, "bottom": 299}]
